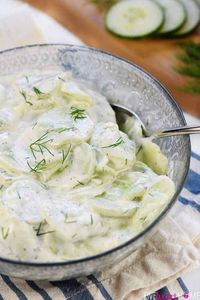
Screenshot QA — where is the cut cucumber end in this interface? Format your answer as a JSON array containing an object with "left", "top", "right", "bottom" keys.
[
  {"left": 155, "top": 0, "right": 187, "bottom": 35},
  {"left": 105, "top": 0, "right": 164, "bottom": 38},
  {"left": 173, "top": 0, "right": 200, "bottom": 36}
]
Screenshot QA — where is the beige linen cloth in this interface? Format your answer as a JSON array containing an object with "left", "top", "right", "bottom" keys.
[{"left": 0, "top": 2, "right": 199, "bottom": 299}]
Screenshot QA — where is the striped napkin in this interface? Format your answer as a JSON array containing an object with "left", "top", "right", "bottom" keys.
[{"left": 0, "top": 1, "right": 199, "bottom": 299}]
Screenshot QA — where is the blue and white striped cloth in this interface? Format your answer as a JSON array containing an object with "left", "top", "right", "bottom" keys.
[{"left": 0, "top": 152, "right": 199, "bottom": 300}]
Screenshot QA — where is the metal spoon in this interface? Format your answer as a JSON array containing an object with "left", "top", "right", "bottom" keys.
[{"left": 111, "top": 104, "right": 200, "bottom": 138}]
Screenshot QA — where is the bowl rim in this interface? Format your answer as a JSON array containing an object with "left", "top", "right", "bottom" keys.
[{"left": 0, "top": 43, "right": 191, "bottom": 267}]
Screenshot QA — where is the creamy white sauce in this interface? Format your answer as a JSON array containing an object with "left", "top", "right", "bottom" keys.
[{"left": 0, "top": 71, "right": 175, "bottom": 262}]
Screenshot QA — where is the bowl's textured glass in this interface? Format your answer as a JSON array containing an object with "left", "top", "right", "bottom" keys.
[{"left": 0, "top": 44, "right": 190, "bottom": 280}]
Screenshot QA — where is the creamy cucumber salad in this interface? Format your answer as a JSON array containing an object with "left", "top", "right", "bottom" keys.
[{"left": 0, "top": 72, "right": 175, "bottom": 262}]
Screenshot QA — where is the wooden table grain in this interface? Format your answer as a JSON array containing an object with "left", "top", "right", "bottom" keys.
[{"left": 24, "top": 0, "right": 200, "bottom": 117}]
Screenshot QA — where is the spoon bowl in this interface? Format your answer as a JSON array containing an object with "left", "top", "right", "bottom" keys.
[{"left": 111, "top": 103, "right": 200, "bottom": 138}]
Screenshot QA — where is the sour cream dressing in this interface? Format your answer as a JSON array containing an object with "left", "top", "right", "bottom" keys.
[{"left": 0, "top": 72, "right": 175, "bottom": 261}]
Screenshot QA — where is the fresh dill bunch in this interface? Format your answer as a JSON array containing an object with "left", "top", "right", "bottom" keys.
[
  {"left": 180, "top": 80, "right": 200, "bottom": 95},
  {"left": 175, "top": 41, "right": 200, "bottom": 94},
  {"left": 89, "top": 0, "right": 119, "bottom": 10},
  {"left": 178, "top": 42, "right": 200, "bottom": 62},
  {"left": 176, "top": 63, "right": 200, "bottom": 78}
]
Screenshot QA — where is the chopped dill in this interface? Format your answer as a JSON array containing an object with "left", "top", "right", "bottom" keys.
[
  {"left": 64, "top": 213, "right": 77, "bottom": 224},
  {"left": 20, "top": 90, "right": 26, "bottom": 100},
  {"left": 34, "top": 220, "right": 55, "bottom": 236},
  {"left": 1, "top": 227, "right": 9, "bottom": 240},
  {"left": 90, "top": 214, "right": 93, "bottom": 225},
  {"left": 19, "top": 90, "right": 33, "bottom": 106},
  {"left": 64, "top": 213, "right": 68, "bottom": 223},
  {"left": 33, "top": 86, "right": 45, "bottom": 96},
  {"left": 64, "top": 220, "right": 77, "bottom": 224},
  {"left": 70, "top": 107, "right": 86, "bottom": 121},
  {"left": 32, "top": 122, "right": 38, "bottom": 129},
  {"left": 27, "top": 159, "right": 47, "bottom": 173},
  {"left": 17, "top": 191, "right": 21, "bottom": 199},
  {"left": 77, "top": 181, "right": 84, "bottom": 185},
  {"left": 136, "top": 145, "right": 142, "bottom": 155},
  {"left": 61, "top": 144, "right": 72, "bottom": 164},
  {"left": 58, "top": 76, "right": 66, "bottom": 82},
  {"left": 122, "top": 210, "right": 129, "bottom": 215},
  {"left": 54, "top": 127, "right": 75, "bottom": 133},
  {"left": 102, "top": 137, "right": 124, "bottom": 148},
  {"left": 25, "top": 76, "right": 29, "bottom": 84}
]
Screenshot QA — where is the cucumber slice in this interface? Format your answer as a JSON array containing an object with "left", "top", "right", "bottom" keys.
[
  {"left": 155, "top": 0, "right": 186, "bottom": 34},
  {"left": 137, "top": 140, "right": 168, "bottom": 175},
  {"left": 92, "top": 199, "right": 138, "bottom": 218},
  {"left": 174, "top": 0, "right": 200, "bottom": 35},
  {"left": 105, "top": 0, "right": 164, "bottom": 38}
]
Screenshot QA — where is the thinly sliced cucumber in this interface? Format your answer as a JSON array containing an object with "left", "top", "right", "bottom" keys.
[
  {"left": 155, "top": 0, "right": 186, "bottom": 34},
  {"left": 174, "top": 0, "right": 200, "bottom": 35},
  {"left": 92, "top": 199, "right": 138, "bottom": 218},
  {"left": 105, "top": 0, "right": 164, "bottom": 38}
]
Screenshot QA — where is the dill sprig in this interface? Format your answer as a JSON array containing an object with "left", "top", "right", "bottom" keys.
[
  {"left": 77, "top": 181, "right": 84, "bottom": 185},
  {"left": 34, "top": 220, "right": 55, "bottom": 236},
  {"left": 102, "top": 137, "right": 124, "bottom": 148},
  {"left": 175, "top": 41, "right": 200, "bottom": 94},
  {"left": 27, "top": 159, "right": 47, "bottom": 173},
  {"left": 70, "top": 107, "right": 86, "bottom": 121},
  {"left": 54, "top": 127, "right": 75, "bottom": 133},
  {"left": 1, "top": 227, "right": 9, "bottom": 240},
  {"left": 61, "top": 144, "right": 72, "bottom": 164},
  {"left": 29, "top": 131, "right": 54, "bottom": 159}
]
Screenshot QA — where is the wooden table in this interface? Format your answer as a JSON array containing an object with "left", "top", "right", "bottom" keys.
[{"left": 24, "top": 0, "right": 200, "bottom": 117}]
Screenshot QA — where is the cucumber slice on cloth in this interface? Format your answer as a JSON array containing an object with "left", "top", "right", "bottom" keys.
[
  {"left": 155, "top": 0, "right": 186, "bottom": 34},
  {"left": 174, "top": 0, "right": 200, "bottom": 35},
  {"left": 105, "top": 0, "right": 164, "bottom": 38}
]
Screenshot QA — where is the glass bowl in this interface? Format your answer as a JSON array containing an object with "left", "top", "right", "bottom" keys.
[{"left": 0, "top": 44, "right": 190, "bottom": 280}]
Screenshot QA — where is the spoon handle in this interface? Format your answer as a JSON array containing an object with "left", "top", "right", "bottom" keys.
[{"left": 157, "top": 126, "right": 200, "bottom": 138}]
